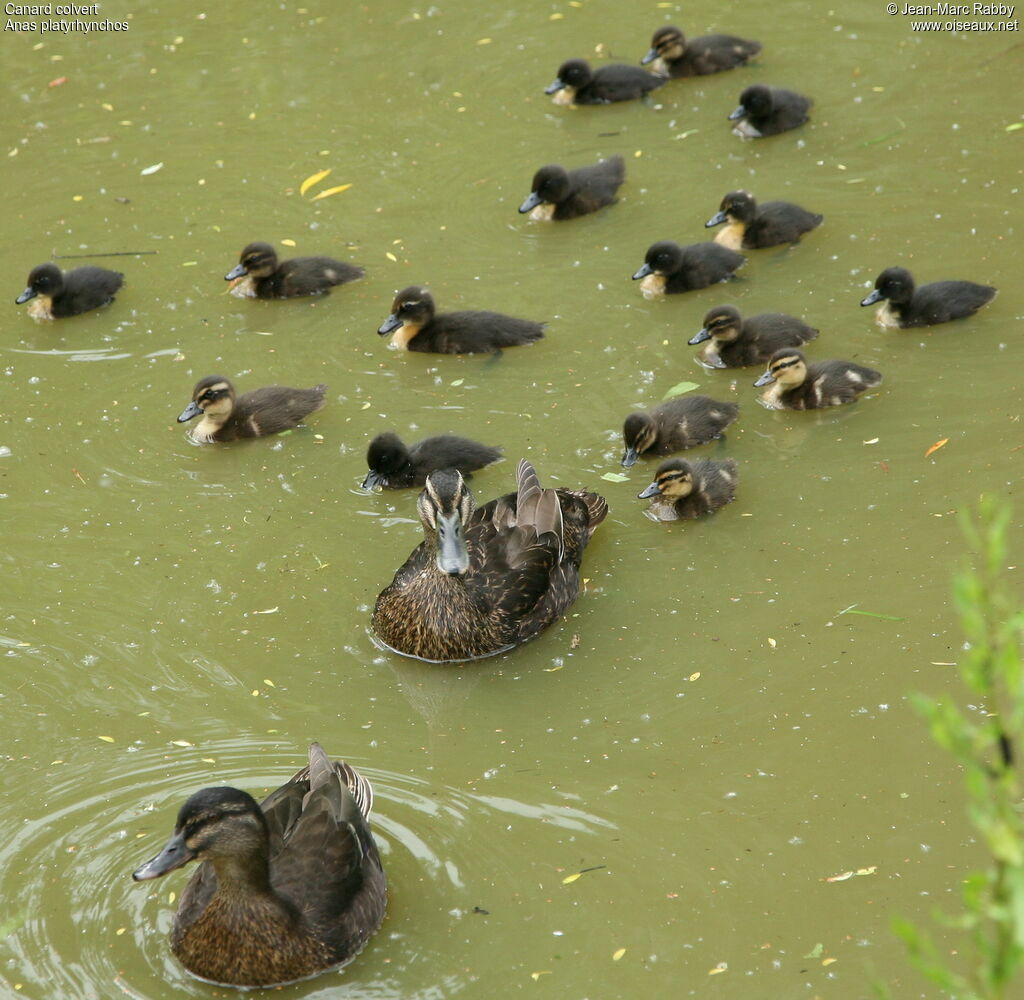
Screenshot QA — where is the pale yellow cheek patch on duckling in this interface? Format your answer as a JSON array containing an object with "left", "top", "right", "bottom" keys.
[
  {"left": 713, "top": 224, "right": 745, "bottom": 251},
  {"left": 758, "top": 382, "right": 787, "bottom": 409},
  {"left": 639, "top": 274, "right": 667, "bottom": 300},
  {"left": 550, "top": 87, "right": 576, "bottom": 107},
  {"left": 229, "top": 275, "right": 258, "bottom": 299},
  {"left": 732, "top": 119, "right": 762, "bottom": 139},
  {"left": 389, "top": 322, "right": 423, "bottom": 350},
  {"left": 529, "top": 204, "right": 556, "bottom": 222},
  {"left": 27, "top": 295, "right": 55, "bottom": 320},
  {"left": 874, "top": 302, "right": 901, "bottom": 329}
]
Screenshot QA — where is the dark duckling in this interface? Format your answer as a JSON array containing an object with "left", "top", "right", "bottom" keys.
[
  {"left": 225, "top": 241, "right": 364, "bottom": 299},
  {"left": 363, "top": 432, "right": 503, "bottom": 490},
  {"left": 15, "top": 262, "right": 123, "bottom": 319},
  {"left": 641, "top": 24, "right": 761, "bottom": 77},
  {"left": 132, "top": 743, "right": 386, "bottom": 989},
  {"left": 860, "top": 266, "right": 997, "bottom": 328},
  {"left": 545, "top": 58, "right": 664, "bottom": 105},
  {"left": 705, "top": 191, "right": 823, "bottom": 250},
  {"left": 728, "top": 84, "right": 811, "bottom": 138},
  {"left": 518, "top": 155, "right": 626, "bottom": 221},
  {"left": 638, "top": 457, "right": 739, "bottom": 522},
  {"left": 621, "top": 395, "right": 739, "bottom": 467},
  {"left": 372, "top": 460, "right": 608, "bottom": 662},
  {"left": 377, "top": 286, "right": 544, "bottom": 354},
  {"left": 754, "top": 349, "right": 882, "bottom": 410},
  {"left": 177, "top": 375, "right": 327, "bottom": 443},
  {"left": 690, "top": 304, "right": 819, "bottom": 369},
  {"left": 632, "top": 241, "right": 745, "bottom": 298}
]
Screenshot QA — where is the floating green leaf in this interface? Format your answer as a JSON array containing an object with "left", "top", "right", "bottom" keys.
[
  {"left": 662, "top": 381, "right": 699, "bottom": 400},
  {"left": 600, "top": 472, "right": 630, "bottom": 483}
]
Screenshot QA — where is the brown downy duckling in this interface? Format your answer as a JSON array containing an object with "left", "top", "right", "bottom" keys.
[
  {"left": 363, "top": 432, "right": 503, "bottom": 489},
  {"left": 518, "top": 155, "right": 625, "bottom": 221},
  {"left": 225, "top": 241, "right": 364, "bottom": 299},
  {"left": 132, "top": 743, "right": 386, "bottom": 989},
  {"left": 690, "top": 304, "right": 819, "bottom": 368},
  {"left": 372, "top": 460, "right": 608, "bottom": 662},
  {"left": 729, "top": 84, "right": 811, "bottom": 138},
  {"left": 705, "top": 191, "right": 823, "bottom": 250},
  {"left": 638, "top": 457, "right": 739, "bottom": 521},
  {"left": 641, "top": 25, "right": 761, "bottom": 77},
  {"left": 377, "top": 286, "right": 545, "bottom": 354},
  {"left": 545, "top": 58, "right": 664, "bottom": 105},
  {"left": 860, "top": 266, "right": 997, "bottom": 328},
  {"left": 632, "top": 240, "right": 745, "bottom": 298},
  {"left": 177, "top": 375, "right": 327, "bottom": 443},
  {"left": 621, "top": 395, "right": 739, "bottom": 467},
  {"left": 15, "top": 262, "right": 123, "bottom": 319},
  {"left": 754, "top": 349, "right": 882, "bottom": 410}
]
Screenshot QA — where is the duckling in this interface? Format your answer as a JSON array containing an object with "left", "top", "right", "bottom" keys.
[
  {"left": 705, "top": 191, "right": 823, "bottom": 250},
  {"left": 377, "top": 286, "right": 545, "bottom": 354},
  {"left": 690, "top": 304, "right": 819, "bottom": 368},
  {"left": 754, "top": 349, "right": 882, "bottom": 410},
  {"left": 132, "top": 743, "right": 386, "bottom": 989},
  {"left": 177, "top": 375, "right": 327, "bottom": 443},
  {"left": 860, "top": 266, "right": 997, "bottom": 328},
  {"left": 15, "top": 261, "right": 123, "bottom": 319},
  {"left": 640, "top": 24, "right": 761, "bottom": 77},
  {"left": 545, "top": 58, "right": 664, "bottom": 105},
  {"left": 363, "top": 432, "right": 503, "bottom": 489},
  {"left": 728, "top": 84, "right": 811, "bottom": 138},
  {"left": 638, "top": 457, "right": 739, "bottom": 521},
  {"left": 621, "top": 395, "right": 739, "bottom": 467},
  {"left": 632, "top": 241, "right": 745, "bottom": 298},
  {"left": 372, "top": 460, "right": 608, "bottom": 662},
  {"left": 225, "top": 241, "right": 364, "bottom": 299},
  {"left": 518, "top": 155, "right": 625, "bottom": 221}
]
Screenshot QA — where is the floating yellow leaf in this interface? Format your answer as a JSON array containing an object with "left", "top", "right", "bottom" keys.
[
  {"left": 170, "top": 739, "right": 193, "bottom": 747},
  {"left": 300, "top": 168, "right": 331, "bottom": 196},
  {"left": 309, "top": 183, "right": 352, "bottom": 202},
  {"left": 280, "top": 239, "right": 296, "bottom": 247},
  {"left": 825, "top": 870, "right": 854, "bottom": 882},
  {"left": 612, "top": 948, "right": 626, "bottom": 961},
  {"left": 115, "top": 927, "right": 126, "bottom": 936},
  {"left": 708, "top": 962, "right": 728, "bottom": 975},
  {"left": 822, "top": 957, "right": 837, "bottom": 966},
  {"left": 925, "top": 438, "right": 949, "bottom": 458},
  {"left": 385, "top": 251, "right": 398, "bottom": 262},
  {"left": 476, "top": 37, "right": 492, "bottom": 45},
  {"left": 562, "top": 872, "right": 581, "bottom": 884},
  {"left": 252, "top": 689, "right": 260, "bottom": 697},
  {"left": 689, "top": 671, "right": 700, "bottom": 681},
  {"left": 263, "top": 678, "right": 276, "bottom": 687},
  {"left": 168, "top": 891, "right": 176, "bottom": 904},
  {"left": 98, "top": 736, "right": 115, "bottom": 743},
  {"left": 767, "top": 637, "right": 777, "bottom": 649},
  {"left": 530, "top": 971, "right": 551, "bottom": 981}
]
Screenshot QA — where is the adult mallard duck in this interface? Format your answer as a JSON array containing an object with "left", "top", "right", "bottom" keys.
[
  {"left": 132, "top": 743, "right": 386, "bottom": 988},
  {"left": 372, "top": 459, "right": 608, "bottom": 662}
]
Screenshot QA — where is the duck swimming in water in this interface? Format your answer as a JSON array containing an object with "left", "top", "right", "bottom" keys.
[
  {"left": 545, "top": 58, "right": 664, "bottom": 105},
  {"left": 225, "top": 242, "right": 364, "bottom": 299},
  {"left": 15, "top": 262, "right": 123, "bottom": 319},
  {"left": 640, "top": 24, "right": 761, "bottom": 77},
  {"left": 860, "top": 266, "right": 996, "bottom": 328},
  {"left": 518, "top": 156, "right": 625, "bottom": 221}
]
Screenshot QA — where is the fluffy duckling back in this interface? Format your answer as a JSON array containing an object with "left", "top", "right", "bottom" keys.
[
  {"left": 363, "top": 432, "right": 503, "bottom": 489},
  {"left": 729, "top": 84, "right": 811, "bottom": 138},
  {"left": 860, "top": 266, "right": 996, "bottom": 328},
  {"left": 621, "top": 394, "right": 739, "bottom": 467},
  {"left": 705, "top": 191, "right": 823, "bottom": 250},
  {"left": 377, "top": 286, "right": 545, "bottom": 354},
  {"left": 641, "top": 25, "right": 761, "bottom": 77},
  {"left": 638, "top": 457, "right": 739, "bottom": 521},
  {"left": 690, "top": 305, "right": 819, "bottom": 368},
  {"left": 15, "top": 262, "right": 123, "bottom": 319},
  {"left": 225, "top": 241, "right": 364, "bottom": 299},
  {"left": 632, "top": 240, "right": 745, "bottom": 298},
  {"left": 132, "top": 743, "right": 386, "bottom": 988},
  {"left": 371, "top": 460, "right": 608, "bottom": 662},
  {"left": 754, "top": 349, "right": 882, "bottom": 410},
  {"left": 519, "top": 155, "right": 626, "bottom": 221},
  {"left": 177, "top": 375, "right": 327, "bottom": 443},
  {"left": 545, "top": 58, "right": 664, "bottom": 105}
]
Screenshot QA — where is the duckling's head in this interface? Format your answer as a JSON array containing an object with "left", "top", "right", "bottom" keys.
[
  {"left": 132, "top": 786, "right": 269, "bottom": 882},
  {"left": 706, "top": 191, "right": 756, "bottom": 229},
  {"left": 632, "top": 241, "right": 684, "bottom": 280},
  {"left": 178, "top": 375, "right": 237, "bottom": 424},
  {"left": 519, "top": 165, "right": 571, "bottom": 213},
  {"left": 621, "top": 411, "right": 659, "bottom": 467},
  {"left": 861, "top": 266, "right": 915, "bottom": 307},
  {"left": 754, "top": 349, "right": 807, "bottom": 388},
  {"left": 642, "top": 25, "right": 686, "bottom": 64},
  {"left": 225, "top": 242, "right": 279, "bottom": 282},
  {"left": 638, "top": 459, "right": 694, "bottom": 500},
  {"left": 545, "top": 59, "right": 591, "bottom": 103},
  {"left": 730, "top": 84, "right": 772, "bottom": 121},
  {"left": 378, "top": 286, "right": 436, "bottom": 337},
  {"left": 363, "top": 432, "right": 410, "bottom": 489},
  {"left": 16, "top": 263, "right": 63, "bottom": 304},
  {"left": 691, "top": 304, "right": 743, "bottom": 345},
  {"left": 418, "top": 469, "right": 476, "bottom": 575}
]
